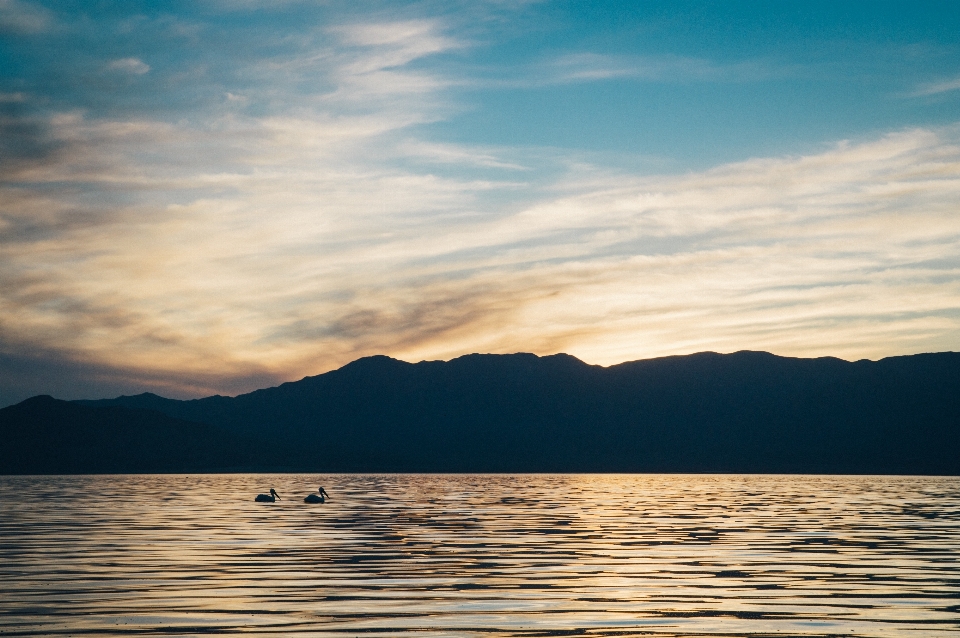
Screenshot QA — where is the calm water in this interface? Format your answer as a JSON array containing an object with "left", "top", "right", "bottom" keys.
[{"left": 1, "top": 474, "right": 959, "bottom": 637}]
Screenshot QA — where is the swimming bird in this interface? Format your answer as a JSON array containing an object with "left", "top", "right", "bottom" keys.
[
  {"left": 255, "top": 489, "right": 280, "bottom": 502},
  {"left": 303, "top": 487, "right": 329, "bottom": 504}
]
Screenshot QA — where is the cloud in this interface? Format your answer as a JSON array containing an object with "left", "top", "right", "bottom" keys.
[
  {"left": 0, "top": 100, "right": 66, "bottom": 178},
  {"left": 396, "top": 140, "right": 528, "bottom": 170},
  {"left": 334, "top": 19, "right": 457, "bottom": 56},
  {"left": 499, "top": 52, "right": 779, "bottom": 87},
  {"left": 0, "top": 0, "right": 52, "bottom": 34},
  {"left": 107, "top": 57, "right": 151, "bottom": 75},
  {"left": 204, "top": 0, "right": 315, "bottom": 11},
  {"left": 4, "top": 106, "right": 960, "bottom": 407},
  {"left": 912, "top": 76, "right": 960, "bottom": 97},
  {"left": 549, "top": 53, "right": 638, "bottom": 82},
  {"left": 0, "top": 345, "right": 285, "bottom": 407}
]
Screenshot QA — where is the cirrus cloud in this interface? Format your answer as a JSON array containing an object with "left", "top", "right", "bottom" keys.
[{"left": 107, "top": 57, "right": 151, "bottom": 75}]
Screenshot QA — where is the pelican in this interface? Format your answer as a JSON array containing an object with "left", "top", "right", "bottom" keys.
[
  {"left": 255, "top": 489, "right": 281, "bottom": 502},
  {"left": 304, "top": 487, "right": 329, "bottom": 504}
]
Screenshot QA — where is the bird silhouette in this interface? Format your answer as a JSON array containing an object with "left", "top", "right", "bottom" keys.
[
  {"left": 303, "top": 487, "right": 329, "bottom": 504},
  {"left": 255, "top": 488, "right": 280, "bottom": 502}
]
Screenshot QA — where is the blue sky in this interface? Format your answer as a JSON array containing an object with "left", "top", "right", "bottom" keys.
[{"left": 2, "top": 0, "right": 960, "bottom": 405}]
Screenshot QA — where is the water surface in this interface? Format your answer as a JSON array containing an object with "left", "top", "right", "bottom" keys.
[{"left": 1, "top": 474, "right": 959, "bottom": 636}]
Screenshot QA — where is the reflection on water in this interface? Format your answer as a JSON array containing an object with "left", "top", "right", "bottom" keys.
[{"left": 1, "top": 474, "right": 959, "bottom": 636}]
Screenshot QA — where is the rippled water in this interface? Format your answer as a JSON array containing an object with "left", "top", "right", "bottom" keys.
[{"left": 1, "top": 474, "right": 959, "bottom": 637}]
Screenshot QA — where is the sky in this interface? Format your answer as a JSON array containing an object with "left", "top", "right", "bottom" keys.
[{"left": 2, "top": 0, "right": 960, "bottom": 406}]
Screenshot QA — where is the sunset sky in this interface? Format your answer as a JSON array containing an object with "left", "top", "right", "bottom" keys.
[{"left": 2, "top": 1, "right": 960, "bottom": 405}]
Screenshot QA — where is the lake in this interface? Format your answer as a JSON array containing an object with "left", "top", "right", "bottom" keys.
[{"left": 1, "top": 474, "right": 958, "bottom": 636}]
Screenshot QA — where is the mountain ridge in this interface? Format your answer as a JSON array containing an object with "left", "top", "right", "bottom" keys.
[{"left": 3, "top": 350, "right": 959, "bottom": 474}]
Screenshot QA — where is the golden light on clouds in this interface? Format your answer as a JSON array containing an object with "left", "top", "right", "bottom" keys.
[{"left": 2, "top": 13, "right": 959, "bottom": 403}]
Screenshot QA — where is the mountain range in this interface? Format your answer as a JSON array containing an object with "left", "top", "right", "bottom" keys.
[{"left": 2, "top": 350, "right": 959, "bottom": 474}]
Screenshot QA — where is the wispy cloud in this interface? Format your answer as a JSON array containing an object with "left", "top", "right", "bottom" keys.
[
  {"left": 912, "top": 76, "right": 960, "bottom": 97},
  {"left": 334, "top": 19, "right": 458, "bottom": 57},
  {"left": 0, "top": 0, "right": 53, "bottom": 34},
  {"left": 396, "top": 140, "right": 528, "bottom": 170},
  {"left": 546, "top": 52, "right": 775, "bottom": 85},
  {"left": 107, "top": 57, "right": 151, "bottom": 75}
]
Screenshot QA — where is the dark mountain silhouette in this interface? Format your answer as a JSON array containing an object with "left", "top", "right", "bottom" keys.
[
  {"left": 50, "top": 350, "right": 960, "bottom": 474},
  {"left": 0, "top": 396, "right": 278, "bottom": 473}
]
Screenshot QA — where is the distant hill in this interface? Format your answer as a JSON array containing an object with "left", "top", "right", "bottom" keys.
[
  {"left": 52, "top": 350, "right": 960, "bottom": 474},
  {"left": 0, "top": 396, "right": 276, "bottom": 473}
]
